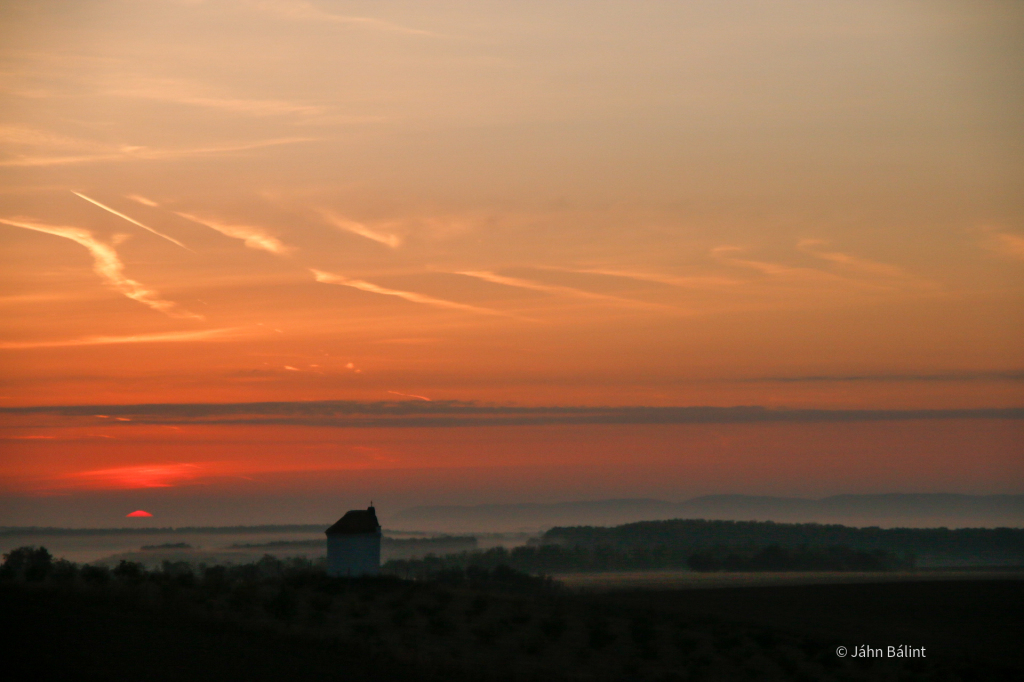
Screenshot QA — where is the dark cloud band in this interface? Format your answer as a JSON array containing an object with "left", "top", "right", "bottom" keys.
[
  {"left": 2, "top": 401, "right": 1021, "bottom": 428},
  {"left": 745, "top": 371, "right": 1024, "bottom": 383}
]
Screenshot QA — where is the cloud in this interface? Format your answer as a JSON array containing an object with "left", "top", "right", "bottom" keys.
[
  {"left": 0, "top": 328, "right": 245, "bottom": 350},
  {"left": 72, "top": 191, "right": 189, "bottom": 250},
  {"left": 455, "top": 270, "right": 673, "bottom": 311},
  {"left": 0, "top": 125, "right": 104, "bottom": 150},
  {"left": 535, "top": 265, "right": 743, "bottom": 290},
  {"left": 245, "top": 0, "right": 436, "bottom": 36},
  {"left": 711, "top": 244, "right": 930, "bottom": 297},
  {"left": 105, "top": 77, "right": 325, "bottom": 117},
  {"left": 320, "top": 210, "right": 402, "bottom": 248},
  {"left": 126, "top": 194, "right": 160, "bottom": 207},
  {"left": 743, "top": 371, "right": 1024, "bottom": 383},
  {"left": 0, "top": 135, "right": 316, "bottom": 167},
  {"left": 796, "top": 239, "right": 935, "bottom": 289},
  {"left": 61, "top": 463, "right": 209, "bottom": 490},
  {"left": 311, "top": 269, "right": 508, "bottom": 316},
  {"left": 0, "top": 217, "right": 199, "bottom": 319},
  {"left": 981, "top": 229, "right": 1024, "bottom": 261},
  {"left": 709, "top": 242, "right": 937, "bottom": 299},
  {"left": 176, "top": 212, "right": 292, "bottom": 255},
  {"left": 712, "top": 245, "right": 853, "bottom": 284},
  {"left": 3, "top": 401, "right": 1020, "bottom": 429},
  {"left": 0, "top": 125, "right": 119, "bottom": 167}
]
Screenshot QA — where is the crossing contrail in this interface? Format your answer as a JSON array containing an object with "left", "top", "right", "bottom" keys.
[{"left": 72, "top": 191, "right": 190, "bottom": 250}]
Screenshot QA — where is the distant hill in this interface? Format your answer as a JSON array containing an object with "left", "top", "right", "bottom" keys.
[
  {"left": 390, "top": 499, "right": 677, "bottom": 532},
  {"left": 390, "top": 494, "right": 1024, "bottom": 532}
]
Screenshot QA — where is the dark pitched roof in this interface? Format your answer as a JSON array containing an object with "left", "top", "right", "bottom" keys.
[{"left": 325, "top": 506, "right": 381, "bottom": 535}]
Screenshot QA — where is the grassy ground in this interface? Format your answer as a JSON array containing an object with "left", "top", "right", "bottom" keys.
[
  {"left": 2, "top": 584, "right": 450, "bottom": 682},
  {"left": 594, "top": 579, "right": 1024, "bottom": 672},
  {"left": 556, "top": 568, "right": 1024, "bottom": 590},
  {"left": 4, "top": 572, "right": 1021, "bottom": 681}
]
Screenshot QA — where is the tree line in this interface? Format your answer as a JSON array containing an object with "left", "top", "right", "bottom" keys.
[{"left": 542, "top": 519, "right": 1024, "bottom": 564}]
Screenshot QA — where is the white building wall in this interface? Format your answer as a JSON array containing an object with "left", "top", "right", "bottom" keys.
[{"left": 326, "top": 532, "right": 381, "bottom": 577}]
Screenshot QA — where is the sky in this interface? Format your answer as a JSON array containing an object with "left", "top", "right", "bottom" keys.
[{"left": 0, "top": 0, "right": 1022, "bottom": 526}]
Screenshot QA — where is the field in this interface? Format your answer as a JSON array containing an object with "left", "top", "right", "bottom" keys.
[
  {"left": 556, "top": 568, "right": 1024, "bottom": 590},
  {"left": 4, "top": 552, "right": 1022, "bottom": 681}
]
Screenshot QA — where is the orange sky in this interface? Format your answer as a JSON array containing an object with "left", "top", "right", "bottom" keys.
[{"left": 1, "top": 1, "right": 1022, "bottom": 525}]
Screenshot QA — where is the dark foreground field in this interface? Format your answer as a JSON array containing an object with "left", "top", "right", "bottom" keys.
[
  {"left": 600, "top": 579, "right": 1024, "bottom": 673},
  {"left": 4, "top": 575, "right": 1022, "bottom": 681}
]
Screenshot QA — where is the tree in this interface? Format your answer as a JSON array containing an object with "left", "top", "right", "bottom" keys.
[{"left": 1, "top": 546, "right": 53, "bottom": 581}]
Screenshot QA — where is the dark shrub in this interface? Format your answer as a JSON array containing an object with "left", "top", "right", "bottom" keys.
[
  {"left": 467, "top": 594, "right": 488, "bottom": 617},
  {"left": 265, "top": 586, "right": 297, "bottom": 620},
  {"left": 113, "top": 560, "right": 146, "bottom": 582},
  {"left": 81, "top": 564, "right": 110, "bottom": 585},
  {"left": 587, "top": 617, "right": 616, "bottom": 650},
  {"left": 630, "top": 616, "right": 656, "bottom": 646},
  {"left": 51, "top": 559, "right": 78, "bottom": 583},
  {"left": 1, "top": 546, "right": 53, "bottom": 581},
  {"left": 539, "top": 613, "right": 567, "bottom": 640},
  {"left": 202, "top": 565, "right": 228, "bottom": 592}
]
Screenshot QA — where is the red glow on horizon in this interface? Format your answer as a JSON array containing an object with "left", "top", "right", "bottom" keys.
[
  {"left": 70, "top": 463, "right": 207, "bottom": 490},
  {"left": 126, "top": 510, "right": 153, "bottom": 517}
]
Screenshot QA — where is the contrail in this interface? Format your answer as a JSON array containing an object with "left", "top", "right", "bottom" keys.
[
  {"left": 320, "top": 209, "right": 401, "bottom": 248},
  {"left": 535, "top": 265, "right": 742, "bottom": 289},
  {"left": 0, "top": 327, "right": 242, "bottom": 350},
  {"left": 311, "top": 269, "right": 510, "bottom": 317},
  {"left": 72, "top": 191, "right": 190, "bottom": 250},
  {"left": 388, "top": 390, "right": 432, "bottom": 401},
  {"left": 456, "top": 270, "right": 674, "bottom": 311}
]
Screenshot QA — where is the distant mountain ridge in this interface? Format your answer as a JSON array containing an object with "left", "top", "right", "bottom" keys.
[{"left": 390, "top": 494, "right": 1024, "bottom": 532}]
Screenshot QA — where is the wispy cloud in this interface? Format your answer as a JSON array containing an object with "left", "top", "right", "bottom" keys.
[
  {"left": 72, "top": 191, "right": 189, "bottom": 250},
  {"left": 711, "top": 242, "right": 937, "bottom": 296},
  {"left": 105, "top": 77, "right": 325, "bottom": 117},
  {"left": 62, "top": 463, "right": 210, "bottom": 490},
  {"left": 796, "top": 239, "right": 935, "bottom": 290},
  {"left": 176, "top": 211, "right": 292, "bottom": 255},
  {"left": 712, "top": 245, "right": 904, "bottom": 295},
  {"left": 742, "top": 370, "right": 1024, "bottom": 384},
  {"left": 311, "top": 269, "right": 508, "bottom": 316},
  {"left": 0, "top": 125, "right": 102, "bottom": 150},
  {"left": 981, "top": 229, "right": 1024, "bottom": 262},
  {"left": 126, "top": 194, "right": 160, "bottom": 207},
  {"left": 534, "top": 265, "right": 742, "bottom": 290},
  {"left": 0, "top": 328, "right": 244, "bottom": 350},
  {"left": 0, "top": 217, "right": 199, "bottom": 319},
  {"left": 3, "top": 400, "right": 1020, "bottom": 429},
  {"left": 245, "top": 0, "right": 436, "bottom": 36},
  {"left": 320, "top": 210, "right": 402, "bottom": 248},
  {"left": 456, "top": 270, "right": 673, "bottom": 311},
  {"left": 0, "top": 135, "right": 316, "bottom": 167},
  {"left": 712, "top": 245, "right": 848, "bottom": 283}
]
